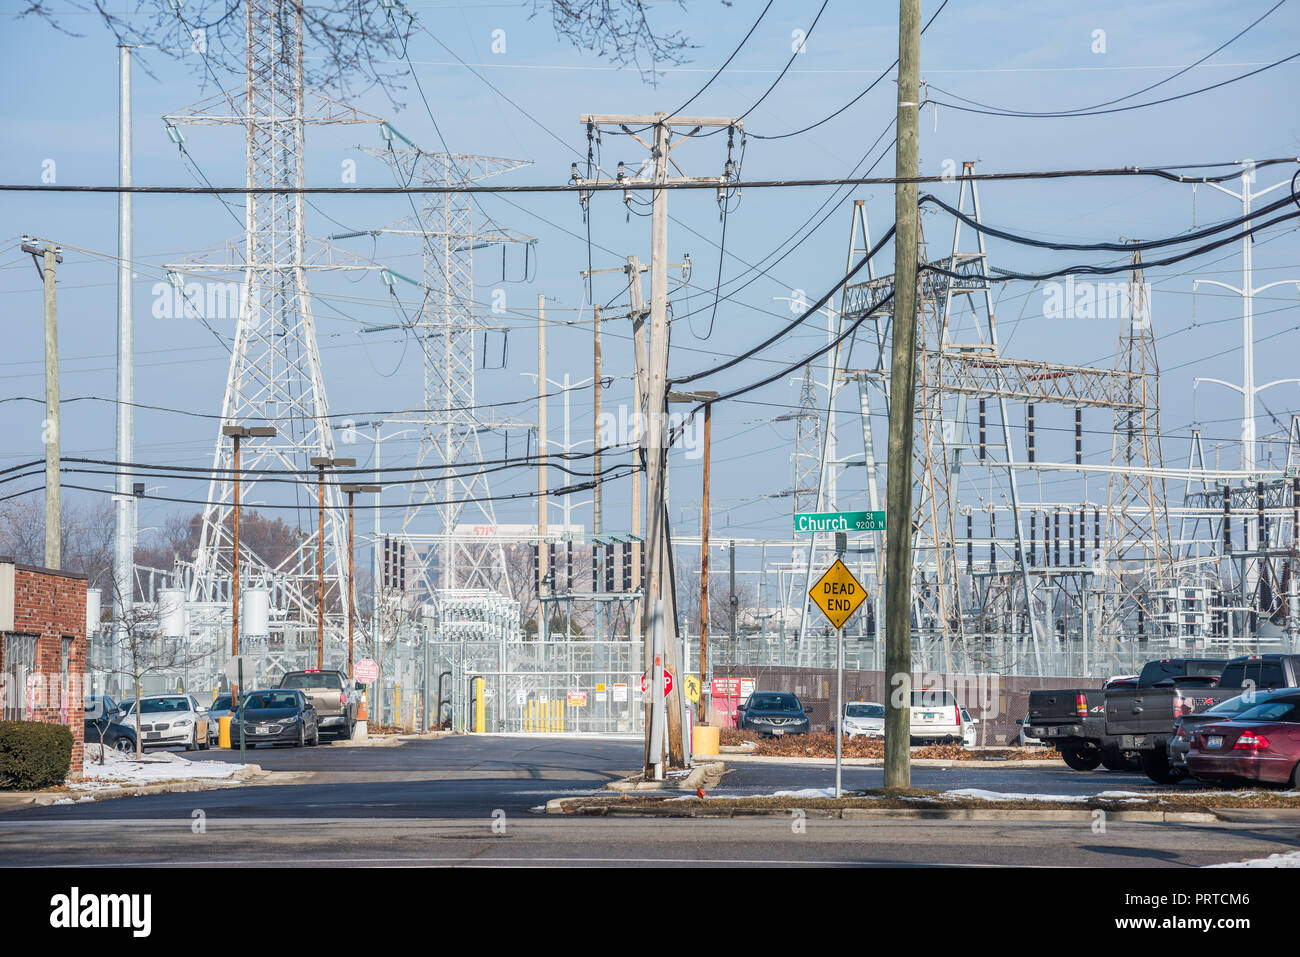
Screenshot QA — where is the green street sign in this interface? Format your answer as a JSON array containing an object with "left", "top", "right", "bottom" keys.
[{"left": 794, "top": 510, "right": 886, "bottom": 534}]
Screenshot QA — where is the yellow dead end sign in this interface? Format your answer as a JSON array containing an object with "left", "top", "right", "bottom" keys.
[{"left": 810, "top": 558, "right": 867, "bottom": 630}]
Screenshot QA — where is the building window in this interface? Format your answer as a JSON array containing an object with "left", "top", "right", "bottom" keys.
[{"left": 2, "top": 634, "right": 39, "bottom": 721}]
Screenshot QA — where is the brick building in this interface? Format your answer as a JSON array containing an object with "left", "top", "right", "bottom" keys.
[{"left": 0, "top": 559, "right": 89, "bottom": 774}]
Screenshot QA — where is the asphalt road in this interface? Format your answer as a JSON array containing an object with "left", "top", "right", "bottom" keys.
[{"left": 1, "top": 736, "right": 1296, "bottom": 867}]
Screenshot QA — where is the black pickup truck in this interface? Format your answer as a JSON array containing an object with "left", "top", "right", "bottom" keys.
[
  {"left": 1025, "top": 676, "right": 1140, "bottom": 772},
  {"left": 1103, "top": 657, "right": 1229, "bottom": 783},
  {"left": 1106, "top": 654, "right": 1300, "bottom": 783}
]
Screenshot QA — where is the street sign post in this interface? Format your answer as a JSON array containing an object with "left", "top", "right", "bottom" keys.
[
  {"left": 794, "top": 510, "right": 886, "bottom": 534},
  {"left": 809, "top": 553, "right": 868, "bottom": 798}
]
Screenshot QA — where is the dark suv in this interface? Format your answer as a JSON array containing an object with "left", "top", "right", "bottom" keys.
[{"left": 738, "top": 691, "right": 811, "bottom": 736}]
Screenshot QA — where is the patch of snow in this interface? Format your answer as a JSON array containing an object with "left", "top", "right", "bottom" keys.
[
  {"left": 943, "top": 788, "right": 1089, "bottom": 803},
  {"left": 773, "top": 787, "right": 838, "bottom": 799},
  {"left": 74, "top": 745, "right": 248, "bottom": 791},
  {"left": 1210, "top": 850, "right": 1300, "bottom": 868}
]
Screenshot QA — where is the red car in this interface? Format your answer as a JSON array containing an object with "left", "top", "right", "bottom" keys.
[{"left": 1185, "top": 691, "right": 1300, "bottom": 787}]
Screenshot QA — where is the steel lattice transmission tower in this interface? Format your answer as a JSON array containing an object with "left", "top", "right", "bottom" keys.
[
  {"left": 1101, "top": 251, "right": 1173, "bottom": 638},
  {"left": 164, "top": 0, "right": 377, "bottom": 662},
  {"left": 792, "top": 365, "right": 823, "bottom": 514},
  {"left": 361, "top": 143, "right": 533, "bottom": 594}
]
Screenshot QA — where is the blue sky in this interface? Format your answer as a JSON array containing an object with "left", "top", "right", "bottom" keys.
[{"left": 1, "top": 0, "right": 1298, "bottom": 581}]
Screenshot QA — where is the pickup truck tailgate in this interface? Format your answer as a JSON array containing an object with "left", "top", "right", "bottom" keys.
[{"left": 1028, "top": 689, "right": 1097, "bottom": 725}]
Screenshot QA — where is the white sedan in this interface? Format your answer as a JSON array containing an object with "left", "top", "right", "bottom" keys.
[
  {"left": 118, "top": 694, "right": 211, "bottom": 751},
  {"left": 834, "top": 701, "right": 886, "bottom": 738}
]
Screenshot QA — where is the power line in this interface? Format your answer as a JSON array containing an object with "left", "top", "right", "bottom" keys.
[{"left": 10, "top": 157, "right": 1300, "bottom": 194}]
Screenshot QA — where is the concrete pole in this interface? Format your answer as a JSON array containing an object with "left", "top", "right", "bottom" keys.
[
  {"left": 231, "top": 434, "right": 242, "bottom": 659},
  {"left": 114, "top": 43, "right": 134, "bottom": 643},
  {"left": 43, "top": 246, "right": 61, "bottom": 571},
  {"left": 699, "top": 403, "right": 711, "bottom": 723},
  {"left": 645, "top": 116, "right": 685, "bottom": 770},
  {"left": 316, "top": 465, "right": 326, "bottom": 669},
  {"left": 593, "top": 304, "right": 603, "bottom": 535},
  {"left": 884, "top": 0, "right": 921, "bottom": 791},
  {"left": 538, "top": 294, "right": 549, "bottom": 639}
]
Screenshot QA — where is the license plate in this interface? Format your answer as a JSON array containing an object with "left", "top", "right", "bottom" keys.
[
  {"left": 255, "top": 726, "right": 271, "bottom": 735},
  {"left": 922, "top": 712, "right": 936, "bottom": 721},
  {"left": 145, "top": 732, "right": 160, "bottom": 741},
  {"left": 1207, "top": 735, "right": 1224, "bottom": 749},
  {"left": 771, "top": 729, "right": 785, "bottom": 736}
]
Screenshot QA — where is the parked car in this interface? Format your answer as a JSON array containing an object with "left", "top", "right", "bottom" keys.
[
  {"left": 1185, "top": 690, "right": 1300, "bottom": 787},
  {"left": 228, "top": 689, "right": 319, "bottom": 748},
  {"left": 832, "top": 701, "right": 885, "bottom": 738},
  {"left": 1026, "top": 675, "right": 1141, "bottom": 771},
  {"left": 960, "top": 708, "right": 979, "bottom": 748},
  {"left": 737, "top": 692, "right": 811, "bottom": 736},
  {"left": 117, "top": 694, "right": 211, "bottom": 751},
  {"left": 207, "top": 693, "right": 236, "bottom": 745},
  {"left": 1107, "top": 654, "right": 1300, "bottom": 783},
  {"left": 278, "top": 670, "right": 358, "bottom": 739},
  {"left": 1014, "top": 715, "right": 1047, "bottom": 747},
  {"left": 83, "top": 695, "right": 119, "bottom": 744},
  {"left": 1170, "top": 688, "right": 1288, "bottom": 771},
  {"left": 910, "top": 688, "right": 963, "bottom": 744}
]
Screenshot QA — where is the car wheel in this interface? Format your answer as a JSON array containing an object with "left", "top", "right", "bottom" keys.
[
  {"left": 1100, "top": 745, "right": 1130, "bottom": 772},
  {"left": 113, "top": 737, "right": 134, "bottom": 754},
  {"left": 1140, "top": 749, "right": 1187, "bottom": 785},
  {"left": 1291, "top": 761, "right": 1300, "bottom": 790},
  {"left": 186, "top": 728, "right": 199, "bottom": 752},
  {"left": 1060, "top": 744, "right": 1103, "bottom": 771},
  {"left": 298, "top": 725, "right": 306, "bottom": 748},
  {"left": 339, "top": 719, "right": 353, "bottom": 741}
]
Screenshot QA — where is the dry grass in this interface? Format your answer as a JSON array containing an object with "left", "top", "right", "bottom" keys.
[{"left": 718, "top": 729, "right": 1056, "bottom": 761}]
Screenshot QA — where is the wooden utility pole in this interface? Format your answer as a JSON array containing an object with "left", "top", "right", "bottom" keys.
[
  {"left": 668, "top": 390, "right": 718, "bottom": 724},
  {"left": 341, "top": 483, "right": 381, "bottom": 681},
  {"left": 626, "top": 257, "right": 648, "bottom": 647},
  {"left": 310, "top": 456, "right": 355, "bottom": 669},
  {"left": 576, "top": 113, "right": 739, "bottom": 773},
  {"left": 884, "top": 0, "right": 922, "bottom": 791}
]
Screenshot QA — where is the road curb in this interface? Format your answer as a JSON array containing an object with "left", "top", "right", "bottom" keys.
[
  {"left": 1, "top": 764, "right": 268, "bottom": 808},
  {"left": 544, "top": 799, "right": 1219, "bottom": 823}
]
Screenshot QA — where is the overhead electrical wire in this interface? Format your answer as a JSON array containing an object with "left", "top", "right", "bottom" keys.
[
  {"left": 14, "top": 156, "right": 1300, "bottom": 194},
  {"left": 749, "top": 0, "right": 949, "bottom": 140}
]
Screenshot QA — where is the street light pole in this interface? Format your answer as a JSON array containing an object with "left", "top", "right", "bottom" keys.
[
  {"left": 222, "top": 426, "right": 275, "bottom": 673},
  {"left": 310, "top": 456, "right": 356, "bottom": 668},
  {"left": 668, "top": 390, "right": 718, "bottom": 724},
  {"left": 341, "top": 483, "right": 381, "bottom": 682}
]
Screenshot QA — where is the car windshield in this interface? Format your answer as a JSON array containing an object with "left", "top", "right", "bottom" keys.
[
  {"left": 212, "top": 695, "right": 232, "bottom": 711},
  {"left": 281, "top": 672, "right": 341, "bottom": 691},
  {"left": 911, "top": 690, "right": 957, "bottom": 708},
  {"left": 748, "top": 693, "right": 799, "bottom": 711},
  {"left": 138, "top": 697, "right": 191, "bottom": 714},
  {"left": 243, "top": 692, "right": 300, "bottom": 710},
  {"left": 845, "top": 704, "right": 884, "bottom": 719},
  {"left": 1233, "top": 699, "right": 1300, "bottom": 722}
]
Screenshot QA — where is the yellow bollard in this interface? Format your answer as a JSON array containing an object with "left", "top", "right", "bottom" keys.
[
  {"left": 692, "top": 725, "right": 720, "bottom": 756},
  {"left": 473, "top": 677, "right": 486, "bottom": 733},
  {"left": 218, "top": 715, "right": 233, "bottom": 749}
]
